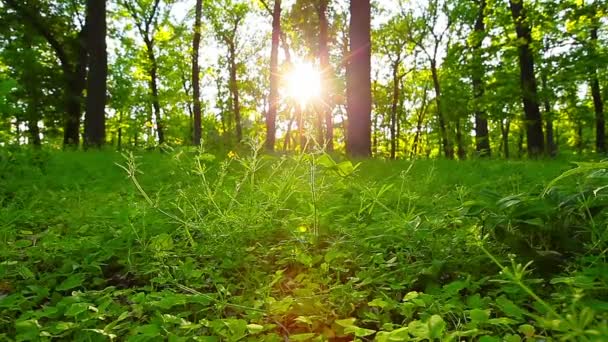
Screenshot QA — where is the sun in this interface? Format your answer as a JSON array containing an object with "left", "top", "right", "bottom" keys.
[{"left": 285, "top": 62, "right": 321, "bottom": 107}]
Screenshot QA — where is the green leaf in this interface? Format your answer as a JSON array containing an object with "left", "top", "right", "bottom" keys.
[
  {"left": 151, "top": 233, "right": 174, "bottom": 252},
  {"left": 470, "top": 309, "right": 490, "bottom": 323},
  {"left": 15, "top": 320, "right": 40, "bottom": 341},
  {"left": 290, "top": 333, "right": 316, "bottom": 341},
  {"left": 518, "top": 324, "right": 535, "bottom": 336},
  {"left": 427, "top": 315, "right": 445, "bottom": 339},
  {"left": 344, "top": 325, "right": 376, "bottom": 337},
  {"left": 335, "top": 318, "right": 357, "bottom": 327},
  {"left": 56, "top": 274, "right": 85, "bottom": 291},
  {"left": 246, "top": 324, "right": 264, "bottom": 334},
  {"left": 495, "top": 296, "right": 526, "bottom": 320},
  {"left": 368, "top": 298, "right": 389, "bottom": 308},
  {"left": 65, "top": 303, "right": 91, "bottom": 317},
  {"left": 316, "top": 154, "right": 336, "bottom": 168}
]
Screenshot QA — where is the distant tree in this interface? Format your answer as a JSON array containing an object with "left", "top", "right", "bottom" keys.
[
  {"left": 121, "top": 0, "right": 167, "bottom": 144},
  {"left": 265, "top": 0, "right": 281, "bottom": 151},
  {"left": 346, "top": 0, "right": 372, "bottom": 157}
]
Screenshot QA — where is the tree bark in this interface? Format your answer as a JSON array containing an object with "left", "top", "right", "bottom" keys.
[
  {"left": 143, "top": 37, "right": 164, "bottom": 145},
  {"left": 541, "top": 73, "right": 556, "bottom": 156},
  {"left": 317, "top": 0, "right": 333, "bottom": 151},
  {"left": 390, "top": 60, "right": 400, "bottom": 159},
  {"left": 456, "top": 119, "right": 466, "bottom": 159},
  {"left": 411, "top": 85, "right": 429, "bottom": 158},
  {"left": 84, "top": 0, "right": 107, "bottom": 148},
  {"left": 346, "top": 0, "right": 372, "bottom": 157},
  {"left": 500, "top": 118, "right": 510, "bottom": 159},
  {"left": 430, "top": 60, "right": 453, "bottom": 159},
  {"left": 509, "top": 0, "right": 544, "bottom": 157},
  {"left": 472, "top": 0, "right": 490, "bottom": 156},
  {"left": 590, "top": 25, "right": 605, "bottom": 153},
  {"left": 265, "top": 0, "right": 281, "bottom": 151},
  {"left": 192, "top": 0, "right": 203, "bottom": 146},
  {"left": 227, "top": 41, "right": 242, "bottom": 143}
]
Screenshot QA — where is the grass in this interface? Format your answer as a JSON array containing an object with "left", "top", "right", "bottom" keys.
[{"left": 0, "top": 146, "right": 607, "bottom": 341}]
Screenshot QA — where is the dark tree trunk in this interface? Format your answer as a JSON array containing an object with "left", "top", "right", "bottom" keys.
[
  {"left": 27, "top": 107, "right": 41, "bottom": 147},
  {"left": 317, "top": 0, "right": 333, "bottom": 151},
  {"left": 144, "top": 38, "right": 164, "bottom": 144},
  {"left": 509, "top": 0, "right": 544, "bottom": 157},
  {"left": 430, "top": 60, "right": 453, "bottom": 159},
  {"left": 84, "top": 0, "right": 107, "bottom": 148},
  {"left": 192, "top": 0, "right": 203, "bottom": 146},
  {"left": 473, "top": 0, "right": 490, "bottom": 156},
  {"left": 590, "top": 25, "right": 605, "bottom": 153},
  {"left": 346, "top": 0, "right": 372, "bottom": 157},
  {"left": 390, "top": 60, "right": 400, "bottom": 159},
  {"left": 228, "top": 42, "right": 242, "bottom": 143},
  {"left": 500, "top": 118, "right": 511, "bottom": 159},
  {"left": 265, "top": 0, "right": 281, "bottom": 151},
  {"left": 63, "top": 66, "right": 86, "bottom": 146}
]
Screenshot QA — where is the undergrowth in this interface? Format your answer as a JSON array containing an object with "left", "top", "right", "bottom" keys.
[{"left": 0, "top": 145, "right": 606, "bottom": 341}]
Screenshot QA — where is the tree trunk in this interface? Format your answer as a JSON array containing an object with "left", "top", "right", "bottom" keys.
[
  {"left": 346, "top": 0, "right": 372, "bottom": 157},
  {"left": 265, "top": 0, "right": 281, "bottom": 151},
  {"left": 144, "top": 37, "right": 164, "bottom": 145},
  {"left": 317, "top": 0, "right": 333, "bottom": 151},
  {"left": 473, "top": 0, "right": 490, "bottom": 156},
  {"left": 84, "top": 0, "right": 107, "bottom": 148},
  {"left": 456, "top": 119, "right": 466, "bottom": 159},
  {"left": 411, "top": 85, "right": 429, "bottom": 158},
  {"left": 228, "top": 42, "right": 242, "bottom": 143},
  {"left": 192, "top": 0, "right": 203, "bottom": 146},
  {"left": 590, "top": 25, "right": 605, "bottom": 153},
  {"left": 117, "top": 111, "right": 123, "bottom": 151},
  {"left": 541, "top": 73, "right": 556, "bottom": 156},
  {"left": 500, "top": 118, "right": 510, "bottom": 159},
  {"left": 509, "top": 0, "right": 544, "bottom": 157},
  {"left": 390, "top": 60, "right": 400, "bottom": 159},
  {"left": 430, "top": 60, "right": 453, "bottom": 159}
]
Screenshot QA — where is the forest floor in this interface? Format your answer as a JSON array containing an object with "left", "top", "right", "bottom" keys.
[{"left": 1, "top": 147, "right": 607, "bottom": 341}]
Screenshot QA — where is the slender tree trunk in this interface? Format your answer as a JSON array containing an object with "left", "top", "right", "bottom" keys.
[
  {"left": 297, "top": 103, "right": 305, "bottom": 150},
  {"left": 84, "top": 0, "right": 107, "bottom": 148},
  {"left": 144, "top": 38, "right": 164, "bottom": 144},
  {"left": 411, "top": 86, "right": 429, "bottom": 158},
  {"left": 265, "top": 0, "right": 281, "bottom": 151},
  {"left": 117, "top": 111, "right": 123, "bottom": 151},
  {"left": 390, "top": 60, "right": 400, "bottom": 159},
  {"left": 590, "top": 25, "right": 605, "bottom": 153},
  {"left": 192, "top": 0, "right": 203, "bottom": 146},
  {"left": 228, "top": 42, "right": 242, "bottom": 143},
  {"left": 430, "top": 60, "right": 453, "bottom": 159},
  {"left": 27, "top": 107, "right": 41, "bottom": 147},
  {"left": 509, "top": 0, "right": 544, "bottom": 156},
  {"left": 473, "top": 0, "right": 490, "bottom": 156},
  {"left": 346, "top": 0, "right": 372, "bottom": 157},
  {"left": 317, "top": 0, "right": 333, "bottom": 151},
  {"left": 541, "top": 73, "right": 556, "bottom": 156},
  {"left": 500, "top": 118, "right": 510, "bottom": 159},
  {"left": 456, "top": 119, "right": 465, "bottom": 159}
]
